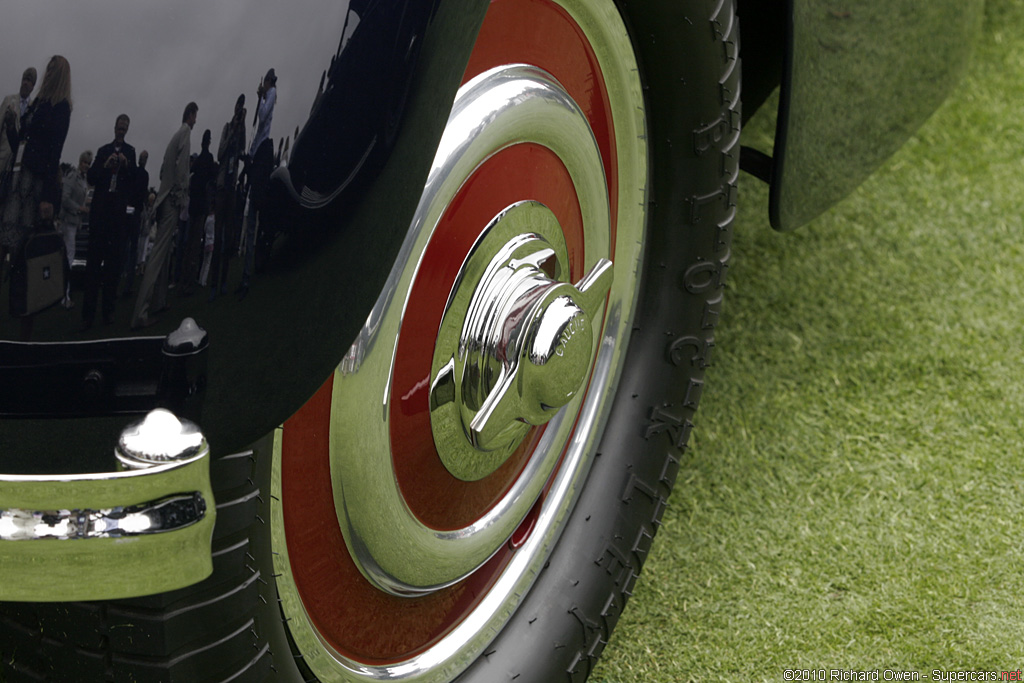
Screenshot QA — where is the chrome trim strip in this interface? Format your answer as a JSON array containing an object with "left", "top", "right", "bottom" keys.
[
  {"left": 0, "top": 493, "right": 207, "bottom": 541},
  {"left": 0, "top": 410, "right": 216, "bottom": 602}
]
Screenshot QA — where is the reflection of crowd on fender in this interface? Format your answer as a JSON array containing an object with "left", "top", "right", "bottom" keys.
[{"left": 0, "top": 57, "right": 287, "bottom": 338}]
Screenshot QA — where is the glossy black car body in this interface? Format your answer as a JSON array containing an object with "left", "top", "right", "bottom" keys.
[{"left": 0, "top": 1, "right": 489, "bottom": 467}]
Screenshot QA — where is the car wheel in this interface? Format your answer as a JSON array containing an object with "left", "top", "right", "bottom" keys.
[{"left": 267, "top": 0, "right": 739, "bottom": 681}]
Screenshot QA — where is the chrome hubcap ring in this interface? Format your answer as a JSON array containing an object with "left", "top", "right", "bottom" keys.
[{"left": 330, "top": 64, "right": 609, "bottom": 596}]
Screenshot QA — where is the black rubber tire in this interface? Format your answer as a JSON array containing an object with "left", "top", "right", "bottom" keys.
[{"left": 0, "top": 0, "right": 738, "bottom": 680}]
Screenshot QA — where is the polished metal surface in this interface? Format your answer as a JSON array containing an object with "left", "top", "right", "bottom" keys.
[
  {"left": 429, "top": 201, "right": 613, "bottom": 480},
  {"left": 163, "top": 316, "right": 208, "bottom": 354},
  {"left": 272, "top": 0, "right": 649, "bottom": 680},
  {"left": 469, "top": 260, "right": 612, "bottom": 451},
  {"left": 330, "top": 63, "right": 609, "bottom": 597},
  {"left": 116, "top": 408, "right": 206, "bottom": 468},
  {"left": 0, "top": 409, "right": 214, "bottom": 601},
  {"left": 771, "top": 0, "right": 983, "bottom": 229},
  {"left": 0, "top": 493, "right": 206, "bottom": 541}
]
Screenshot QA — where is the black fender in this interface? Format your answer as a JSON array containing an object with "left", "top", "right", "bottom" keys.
[
  {"left": 737, "top": 0, "right": 982, "bottom": 230},
  {"left": 0, "top": 0, "right": 490, "bottom": 469}
]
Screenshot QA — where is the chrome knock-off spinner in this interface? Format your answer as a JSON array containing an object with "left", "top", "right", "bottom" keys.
[{"left": 430, "top": 201, "right": 612, "bottom": 481}]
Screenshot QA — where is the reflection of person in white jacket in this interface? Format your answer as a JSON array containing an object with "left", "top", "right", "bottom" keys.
[
  {"left": 249, "top": 69, "right": 276, "bottom": 159},
  {"left": 138, "top": 191, "right": 156, "bottom": 269},
  {"left": 132, "top": 102, "right": 196, "bottom": 329},
  {"left": 57, "top": 150, "right": 92, "bottom": 308},
  {"left": 199, "top": 210, "right": 215, "bottom": 287},
  {"left": 59, "top": 151, "right": 91, "bottom": 263},
  {"left": 0, "top": 67, "right": 36, "bottom": 187}
]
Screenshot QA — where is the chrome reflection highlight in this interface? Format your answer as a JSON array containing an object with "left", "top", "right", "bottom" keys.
[
  {"left": 0, "top": 493, "right": 206, "bottom": 541},
  {"left": 116, "top": 408, "right": 206, "bottom": 468}
]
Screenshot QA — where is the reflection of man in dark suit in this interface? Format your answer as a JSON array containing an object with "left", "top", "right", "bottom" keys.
[
  {"left": 239, "top": 68, "right": 277, "bottom": 298},
  {"left": 133, "top": 102, "right": 196, "bottom": 329},
  {"left": 0, "top": 67, "right": 36, "bottom": 285},
  {"left": 209, "top": 94, "right": 246, "bottom": 300},
  {"left": 179, "top": 129, "right": 217, "bottom": 296},
  {"left": 122, "top": 149, "right": 149, "bottom": 298},
  {"left": 82, "top": 114, "right": 136, "bottom": 329}
]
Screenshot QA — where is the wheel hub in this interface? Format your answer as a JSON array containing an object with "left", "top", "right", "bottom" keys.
[{"left": 430, "top": 201, "right": 612, "bottom": 480}]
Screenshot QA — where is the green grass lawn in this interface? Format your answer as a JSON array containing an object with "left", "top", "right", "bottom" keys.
[{"left": 592, "top": 0, "right": 1024, "bottom": 680}]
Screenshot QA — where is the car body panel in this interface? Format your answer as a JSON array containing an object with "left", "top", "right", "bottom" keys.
[
  {"left": 767, "top": 0, "right": 984, "bottom": 230},
  {"left": 0, "top": 0, "right": 489, "bottom": 471}
]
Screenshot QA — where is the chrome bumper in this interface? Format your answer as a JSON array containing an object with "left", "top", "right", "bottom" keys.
[{"left": 0, "top": 410, "right": 215, "bottom": 601}]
